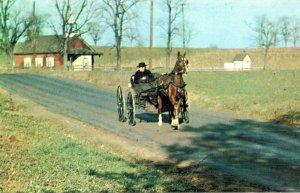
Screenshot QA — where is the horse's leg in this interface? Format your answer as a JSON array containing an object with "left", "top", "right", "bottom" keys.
[
  {"left": 157, "top": 95, "right": 163, "bottom": 126},
  {"left": 169, "top": 94, "right": 177, "bottom": 127},
  {"left": 169, "top": 108, "right": 175, "bottom": 125},
  {"left": 173, "top": 98, "right": 182, "bottom": 128}
]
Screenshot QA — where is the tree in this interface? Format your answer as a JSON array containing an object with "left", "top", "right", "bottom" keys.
[
  {"left": 52, "top": 0, "right": 96, "bottom": 69},
  {"left": 100, "top": 0, "right": 141, "bottom": 70},
  {"left": 250, "top": 15, "right": 278, "bottom": 69},
  {"left": 24, "top": 1, "right": 49, "bottom": 68},
  {"left": 180, "top": 22, "right": 195, "bottom": 48},
  {"left": 0, "top": 0, "right": 31, "bottom": 66},
  {"left": 26, "top": 11, "right": 47, "bottom": 41},
  {"left": 163, "top": 0, "right": 185, "bottom": 69},
  {"left": 290, "top": 16, "right": 300, "bottom": 47},
  {"left": 278, "top": 16, "right": 291, "bottom": 48},
  {"left": 180, "top": 2, "right": 186, "bottom": 48},
  {"left": 87, "top": 22, "right": 105, "bottom": 46},
  {"left": 124, "top": 24, "right": 143, "bottom": 47}
]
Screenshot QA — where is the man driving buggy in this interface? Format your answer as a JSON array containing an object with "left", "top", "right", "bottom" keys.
[
  {"left": 133, "top": 62, "right": 153, "bottom": 84},
  {"left": 129, "top": 62, "right": 156, "bottom": 96}
]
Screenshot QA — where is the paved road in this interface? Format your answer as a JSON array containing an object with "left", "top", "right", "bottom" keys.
[{"left": 0, "top": 73, "right": 299, "bottom": 191}]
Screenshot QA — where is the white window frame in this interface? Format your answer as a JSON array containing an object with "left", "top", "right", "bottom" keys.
[
  {"left": 35, "top": 57, "right": 43, "bottom": 67},
  {"left": 24, "top": 57, "right": 32, "bottom": 68},
  {"left": 46, "top": 57, "right": 55, "bottom": 68}
]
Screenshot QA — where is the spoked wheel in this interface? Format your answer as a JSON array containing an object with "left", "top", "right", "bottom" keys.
[
  {"left": 127, "top": 92, "right": 136, "bottom": 126},
  {"left": 181, "top": 90, "right": 190, "bottom": 123},
  {"left": 117, "top": 86, "right": 127, "bottom": 122}
]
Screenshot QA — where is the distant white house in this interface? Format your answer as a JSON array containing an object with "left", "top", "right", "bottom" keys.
[{"left": 224, "top": 53, "right": 252, "bottom": 71}]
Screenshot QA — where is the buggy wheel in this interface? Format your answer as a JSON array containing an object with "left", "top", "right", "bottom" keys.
[
  {"left": 181, "top": 90, "right": 190, "bottom": 123},
  {"left": 127, "top": 91, "right": 136, "bottom": 126},
  {"left": 117, "top": 86, "right": 127, "bottom": 122}
]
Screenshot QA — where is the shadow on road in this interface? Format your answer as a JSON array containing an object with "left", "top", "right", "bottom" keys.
[
  {"left": 136, "top": 112, "right": 170, "bottom": 123},
  {"left": 161, "top": 118, "right": 300, "bottom": 191}
]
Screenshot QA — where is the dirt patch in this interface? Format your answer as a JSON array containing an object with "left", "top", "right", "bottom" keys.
[{"left": 8, "top": 135, "right": 18, "bottom": 143}]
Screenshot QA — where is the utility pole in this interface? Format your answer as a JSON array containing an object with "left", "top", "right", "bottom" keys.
[
  {"left": 149, "top": 0, "right": 154, "bottom": 70},
  {"left": 181, "top": 3, "right": 186, "bottom": 49},
  {"left": 33, "top": 0, "right": 36, "bottom": 67}
]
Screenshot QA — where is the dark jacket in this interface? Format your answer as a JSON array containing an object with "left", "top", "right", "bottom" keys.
[{"left": 134, "top": 69, "right": 153, "bottom": 84}]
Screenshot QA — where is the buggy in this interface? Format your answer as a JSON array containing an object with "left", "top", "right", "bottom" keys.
[{"left": 116, "top": 73, "right": 189, "bottom": 126}]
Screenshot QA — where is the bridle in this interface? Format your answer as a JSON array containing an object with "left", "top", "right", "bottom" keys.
[{"left": 175, "top": 54, "right": 189, "bottom": 74}]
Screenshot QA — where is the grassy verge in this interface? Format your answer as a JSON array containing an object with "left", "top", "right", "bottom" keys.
[
  {"left": 0, "top": 90, "right": 193, "bottom": 192},
  {"left": 47, "top": 69, "right": 300, "bottom": 128},
  {"left": 0, "top": 89, "right": 272, "bottom": 192}
]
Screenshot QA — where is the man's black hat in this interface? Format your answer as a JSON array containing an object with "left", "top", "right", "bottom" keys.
[{"left": 137, "top": 62, "right": 147, "bottom": 67}]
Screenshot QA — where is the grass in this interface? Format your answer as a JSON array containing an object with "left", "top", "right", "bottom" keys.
[
  {"left": 92, "top": 47, "right": 300, "bottom": 70},
  {"left": 0, "top": 90, "right": 192, "bottom": 192},
  {"left": 185, "top": 70, "right": 300, "bottom": 126},
  {"left": 0, "top": 89, "right": 272, "bottom": 192},
  {"left": 47, "top": 69, "right": 300, "bottom": 127}
]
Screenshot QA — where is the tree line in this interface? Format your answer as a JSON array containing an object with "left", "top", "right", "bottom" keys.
[
  {"left": 0, "top": 0, "right": 299, "bottom": 70},
  {"left": 249, "top": 15, "right": 300, "bottom": 69},
  {"left": 0, "top": 0, "right": 190, "bottom": 69}
]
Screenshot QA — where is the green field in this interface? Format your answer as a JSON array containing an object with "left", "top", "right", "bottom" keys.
[
  {"left": 49, "top": 69, "right": 300, "bottom": 128},
  {"left": 185, "top": 70, "right": 300, "bottom": 127}
]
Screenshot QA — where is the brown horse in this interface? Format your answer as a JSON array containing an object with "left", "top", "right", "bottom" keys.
[{"left": 157, "top": 51, "right": 189, "bottom": 129}]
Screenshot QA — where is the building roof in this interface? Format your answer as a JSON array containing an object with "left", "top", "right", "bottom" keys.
[
  {"left": 14, "top": 35, "right": 102, "bottom": 56},
  {"left": 233, "top": 53, "right": 249, "bottom": 61}
]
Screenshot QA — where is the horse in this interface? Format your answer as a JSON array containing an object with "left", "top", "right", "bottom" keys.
[{"left": 157, "top": 51, "right": 189, "bottom": 129}]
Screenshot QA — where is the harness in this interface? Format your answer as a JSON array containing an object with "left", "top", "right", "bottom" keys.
[
  {"left": 157, "top": 54, "right": 188, "bottom": 101},
  {"left": 158, "top": 73, "right": 186, "bottom": 100}
]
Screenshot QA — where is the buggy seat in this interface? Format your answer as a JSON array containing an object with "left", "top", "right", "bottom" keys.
[{"left": 130, "top": 73, "right": 160, "bottom": 96}]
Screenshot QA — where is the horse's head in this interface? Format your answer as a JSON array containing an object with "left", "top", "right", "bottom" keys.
[{"left": 175, "top": 51, "right": 189, "bottom": 74}]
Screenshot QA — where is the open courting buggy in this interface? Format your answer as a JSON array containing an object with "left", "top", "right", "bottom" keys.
[{"left": 116, "top": 52, "right": 190, "bottom": 129}]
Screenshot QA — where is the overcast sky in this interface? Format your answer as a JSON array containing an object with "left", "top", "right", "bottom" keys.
[{"left": 24, "top": 0, "right": 300, "bottom": 48}]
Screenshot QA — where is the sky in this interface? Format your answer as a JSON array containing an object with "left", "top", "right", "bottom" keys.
[{"left": 23, "top": 0, "right": 300, "bottom": 48}]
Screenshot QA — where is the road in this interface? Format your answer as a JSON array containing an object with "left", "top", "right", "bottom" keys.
[{"left": 0, "top": 73, "right": 299, "bottom": 191}]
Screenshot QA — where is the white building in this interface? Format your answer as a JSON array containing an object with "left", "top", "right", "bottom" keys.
[{"left": 224, "top": 54, "right": 252, "bottom": 71}]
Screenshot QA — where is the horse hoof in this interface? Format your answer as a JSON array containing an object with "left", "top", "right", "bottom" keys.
[
  {"left": 171, "top": 119, "right": 179, "bottom": 128},
  {"left": 171, "top": 123, "right": 180, "bottom": 129},
  {"left": 129, "top": 121, "right": 136, "bottom": 126}
]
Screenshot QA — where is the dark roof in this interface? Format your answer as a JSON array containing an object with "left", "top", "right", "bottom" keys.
[
  {"left": 69, "top": 48, "right": 102, "bottom": 55},
  {"left": 233, "top": 53, "right": 249, "bottom": 61},
  {"left": 14, "top": 35, "right": 102, "bottom": 56},
  {"left": 14, "top": 35, "right": 63, "bottom": 54}
]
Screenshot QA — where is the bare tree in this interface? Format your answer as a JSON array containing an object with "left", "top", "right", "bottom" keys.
[
  {"left": 185, "top": 23, "right": 195, "bottom": 48},
  {"left": 26, "top": 1, "right": 47, "bottom": 40},
  {"left": 123, "top": 15, "right": 144, "bottom": 47},
  {"left": 100, "top": 0, "right": 141, "bottom": 70},
  {"left": 52, "top": 0, "right": 96, "bottom": 69},
  {"left": 180, "top": 2, "right": 186, "bottom": 48},
  {"left": 290, "top": 16, "right": 300, "bottom": 47},
  {"left": 0, "top": 0, "right": 31, "bottom": 66},
  {"left": 87, "top": 22, "right": 105, "bottom": 46},
  {"left": 163, "top": 0, "right": 185, "bottom": 69},
  {"left": 124, "top": 25, "right": 143, "bottom": 47},
  {"left": 179, "top": 20, "right": 195, "bottom": 48},
  {"left": 278, "top": 16, "right": 291, "bottom": 48},
  {"left": 249, "top": 15, "right": 278, "bottom": 69}
]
